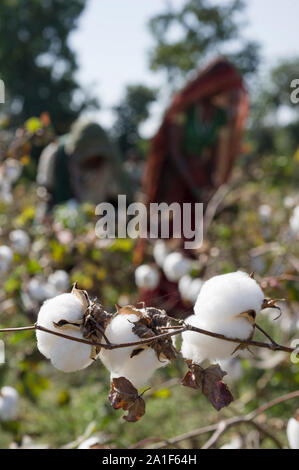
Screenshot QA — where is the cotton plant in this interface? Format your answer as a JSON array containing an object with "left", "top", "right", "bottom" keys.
[
  {"left": 1, "top": 270, "right": 294, "bottom": 422},
  {"left": 0, "top": 386, "right": 19, "bottom": 421}
]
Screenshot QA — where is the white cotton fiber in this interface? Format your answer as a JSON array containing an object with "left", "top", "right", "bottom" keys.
[
  {"left": 9, "top": 229, "right": 30, "bottom": 255},
  {"left": 135, "top": 264, "right": 160, "bottom": 290},
  {"left": 0, "top": 245, "right": 13, "bottom": 274},
  {"left": 0, "top": 386, "right": 19, "bottom": 421},
  {"left": 153, "top": 240, "right": 168, "bottom": 267},
  {"left": 179, "top": 275, "right": 203, "bottom": 304},
  {"left": 194, "top": 271, "right": 264, "bottom": 321},
  {"left": 290, "top": 205, "right": 299, "bottom": 235},
  {"left": 99, "top": 314, "right": 168, "bottom": 388},
  {"left": 287, "top": 416, "right": 299, "bottom": 449},
  {"left": 163, "top": 252, "right": 191, "bottom": 282},
  {"left": 181, "top": 271, "right": 264, "bottom": 362},
  {"left": 36, "top": 293, "right": 93, "bottom": 372}
]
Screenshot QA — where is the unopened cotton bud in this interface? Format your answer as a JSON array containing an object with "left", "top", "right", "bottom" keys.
[
  {"left": 9, "top": 229, "right": 30, "bottom": 255},
  {"left": 0, "top": 386, "right": 19, "bottom": 421},
  {"left": 0, "top": 245, "right": 13, "bottom": 274},
  {"left": 287, "top": 414, "right": 299, "bottom": 449},
  {"left": 153, "top": 240, "right": 168, "bottom": 267},
  {"left": 36, "top": 293, "right": 93, "bottom": 372},
  {"left": 135, "top": 264, "right": 160, "bottom": 290},
  {"left": 182, "top": 271, "right": 264, "bottom": 362},
  {"left": 99, "top": 313, "right": 168, "bottom": 388},
  {"left": 163, "top": 252, "right": 191, "bottom": 282}
]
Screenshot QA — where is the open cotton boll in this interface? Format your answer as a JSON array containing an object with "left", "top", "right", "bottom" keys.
[
  {"left": 0, "top": 386, "right": 19, "bottom": 421},
  {"left": 163, "top": 252, "right": 192, "bottom": 282},
  {"left": 220, "top": 436, "right": 242, "bottom": 449},
  {"left": 218, "top": 358, "right": 243, "bottom": 383},
  {"left": 153, "top": 240, "right": 168, "bottom": 267},
  {"left": 258, "top": 204, "right": 272, "bottom": 223},
  {"left": 48, "top": 270, "right": 70, "bottom": 293},
  {"left": 135, "top": 264, "right": 160, "bottom": 290},
  {"left": 36, "top": 293, "right": 93, "bottom": 372},
  {"left": 182, "top": 272, "right": 264, "bottom": 362},
  {"left": 9, "top": 229, "right": 30, "bottom": 255},
  {"left": 4, "top": 158, "right": 22, "bottom": 183},
  {"left": 179, "top": 276, "right": 204, "bottom": 304},
  {"left": 28, "top": 278, "right": 56, "bottom": 302},
  {"left": 99, "top": 314, "right": 168, "bottom": 388},
  {"left": 290, "top": 205, "right": 299, "bottom": 236},
  {"left": 287, "top": 414, "right": 299, "bottom": 449},
  {"left": 194, "top": 271, "right": 264, "bottom": 321},
  {"left": 0, "top": 245, "right": 13, "bottom": 274}
]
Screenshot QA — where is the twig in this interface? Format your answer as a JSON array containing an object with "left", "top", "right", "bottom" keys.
[
  {"left": 148, "top": 390, "right": 299, "bottom": 449},
  {"left": 0, "top": 320, "right": 296, "bottom": 354}
]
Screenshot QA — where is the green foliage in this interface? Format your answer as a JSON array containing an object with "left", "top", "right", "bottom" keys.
[
  {"left": 112, "top": 85, "right": 157, "bottom": 159},
  {"left": 0, "top": 0, "right": 97, "bottom": 133},
  {"left": 148, "top": 0, "right": 260, "bottom": 82}
]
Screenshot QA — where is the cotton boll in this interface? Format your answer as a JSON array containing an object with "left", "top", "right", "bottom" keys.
[
  {"left": 220, "top": 436, "right": 242, "bottom": 449},
  {"left": 287, "top": 414, "right": 299, "bottom": 449},
  {"left": 163, "top": 252, "right": 192, "bottom": 282},
  {"left": 194, "top": 271, "right": 264, "bottom": 322},
  {"left": 36, "top": 293, "right": 93, "bottom": 372},
  {"left": 178, "top": 275, "right": 192, "bottom": 300},
  {"left": 135, "top": 264, "right": 160, "bottom": 290},
  {"left": 258, "top": 204, "right": 272, "bottom": 223},
  {"left": 78, "top": 436, "right": 102, "bottom": 449},
  {"left": 28, "top": 278, "right": 55, "bottom": 302},
  {"left": 290, "top": 205, "right": 299, "bottom": 236},
  {"left": 48, "top": 270, "right": 70, "bottom": 294},
  {"left": 0, "top": 386, "right": 19, "bottom": 421},
  {"left": 153, "top": 240, "right": 168, "bottom": 268},
  {"left": 219, "top": 358, "right": 243, "bottom": 383},
  {"left": 99, "top": 314, "right": 168, "bottom": 388},
  {"left": 0, "top": 245, "right": 13, "bottom": 274},
  {"left": 179, "top": 276, "right": 203, "bottom": 304},
  {"left": 4, "top": 159, "right": 22, "bottom": 183},
  {"left": 182, "top": 272, "right": 264, "bottom": 362},
  {"left": 9, "top": 229, "right": 30, "bottom": 255}
]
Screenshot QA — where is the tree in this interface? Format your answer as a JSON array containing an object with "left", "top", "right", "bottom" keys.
[
  {"left": 0, "top": 0, "right": 96, "bottom": 133},
  {"left": 249, "top": 58, "right": 299, "bottom": 156},
  {"left": 148, "top": 0, "right": 260, "bottom": 84},
  {"left": 112, "top": 85, "right": 157, "bottom": 159}
]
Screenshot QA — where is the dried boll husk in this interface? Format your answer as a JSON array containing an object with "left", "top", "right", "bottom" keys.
[{"left": 99, "top": 304, "right": 177, "bottom": 388}]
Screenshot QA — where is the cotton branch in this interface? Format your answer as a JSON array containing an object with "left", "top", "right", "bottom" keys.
[
  {"left": 0, "top": 319, "right": 296, "bottom": 354},
  {"left": 145, "top": 390, "right": 299, "bottom": 449}
]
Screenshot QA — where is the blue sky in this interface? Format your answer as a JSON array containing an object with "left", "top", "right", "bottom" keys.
[{"left": 70, "top": 0, "right": 299, "bottom": 135}]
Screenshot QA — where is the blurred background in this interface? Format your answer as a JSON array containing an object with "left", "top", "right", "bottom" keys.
[{"left": 0, "top": 0, "right": 298, "bottom": 450}]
